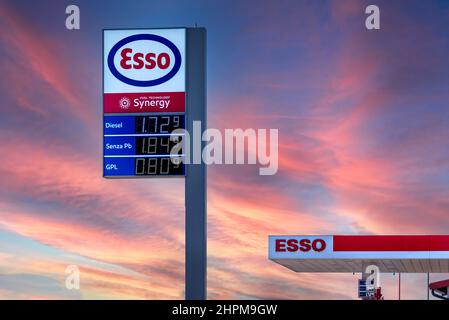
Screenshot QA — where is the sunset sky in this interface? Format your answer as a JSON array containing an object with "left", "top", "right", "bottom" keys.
[{"left": 1, "top": 0, "right": 449, "bottom": 299}]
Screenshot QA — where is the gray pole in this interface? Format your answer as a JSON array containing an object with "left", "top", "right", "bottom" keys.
[
  {"left": 185, "top": 27, "right": 207, "bottom": 300},
  {"left": 427, "top": 272, "right": 430, "bottom": 300}
]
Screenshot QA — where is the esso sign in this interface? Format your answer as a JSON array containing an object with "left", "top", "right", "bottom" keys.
[
  {"left": 120, "top": 49, "right": 171, "bottom": 70},
  {"left": 107, "top": 34, "right": 182, "bottom": 87},
  {"left": 275, "top": 238, "right": 327, "bottom": 253}
]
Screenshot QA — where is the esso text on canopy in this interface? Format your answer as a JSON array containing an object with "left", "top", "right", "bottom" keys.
[
  {"left": 275, "top": 238, "right": 327, "bottom": 253},
  {"left": 107, "top": 34, "right": 182, "bottom": 87}
]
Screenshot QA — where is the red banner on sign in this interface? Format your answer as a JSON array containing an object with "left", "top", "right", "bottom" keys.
[{"left": 104, "top": 92, "right": 185, "bottom": 113}]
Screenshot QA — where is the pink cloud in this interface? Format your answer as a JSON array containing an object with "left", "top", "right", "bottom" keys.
[{"left": 0, "top": 3, "right": 97, "bottom": 129}]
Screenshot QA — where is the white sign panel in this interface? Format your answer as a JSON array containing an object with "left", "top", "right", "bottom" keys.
[
  {"left": 103, "top": 28, "right": 186, "bottom": 94},
  {"left": 269, "top": 235, "right": 334, "bottom": 259}
]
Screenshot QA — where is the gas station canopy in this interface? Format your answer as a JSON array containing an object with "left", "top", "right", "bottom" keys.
[{"left": 269, "top": 235, "right": 449, "bottom": 273}]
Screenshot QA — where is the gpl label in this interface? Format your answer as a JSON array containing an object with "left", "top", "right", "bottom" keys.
[{"left": 105, "top": 164, "right": 118, "bottom": 171}]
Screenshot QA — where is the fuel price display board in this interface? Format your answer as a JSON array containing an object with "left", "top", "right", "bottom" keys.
[
  {"left": 104, "top": 114, "right": 185, "bottom": 176},
  {"left": 103, "top": 28, "right": 186, "bottom": 178}
]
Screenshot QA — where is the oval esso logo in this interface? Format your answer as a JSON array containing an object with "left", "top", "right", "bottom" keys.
[{"left": 107, "top": 34, "right": 181, "bottom": 87}]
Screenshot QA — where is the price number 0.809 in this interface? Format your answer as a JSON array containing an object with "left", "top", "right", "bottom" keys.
[{"left": 135, "top": 157, "right": 183, "bottom": 175}]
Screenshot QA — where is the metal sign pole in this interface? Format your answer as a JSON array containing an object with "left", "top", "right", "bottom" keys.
[{"left": 185, "top": 27, "right": 207, "bottom": 300}]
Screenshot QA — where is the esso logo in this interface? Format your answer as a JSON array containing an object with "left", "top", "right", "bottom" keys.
[
  {"left": 119, "top": 49, "right": 170, "bottom": 70},
  {"left": 275, "top": 238, "right": 327, "bottom": 253},
  {"left": 107, "top": 34, "right": 181, "bottom": 87}
]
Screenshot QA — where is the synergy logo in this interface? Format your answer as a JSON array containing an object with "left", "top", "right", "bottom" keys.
[
  {"left": 107, "top": 34, "right": 182, "bottom": 87},
  {"left": 118, "top": 96, "right": 131, "bottom": 110}
]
